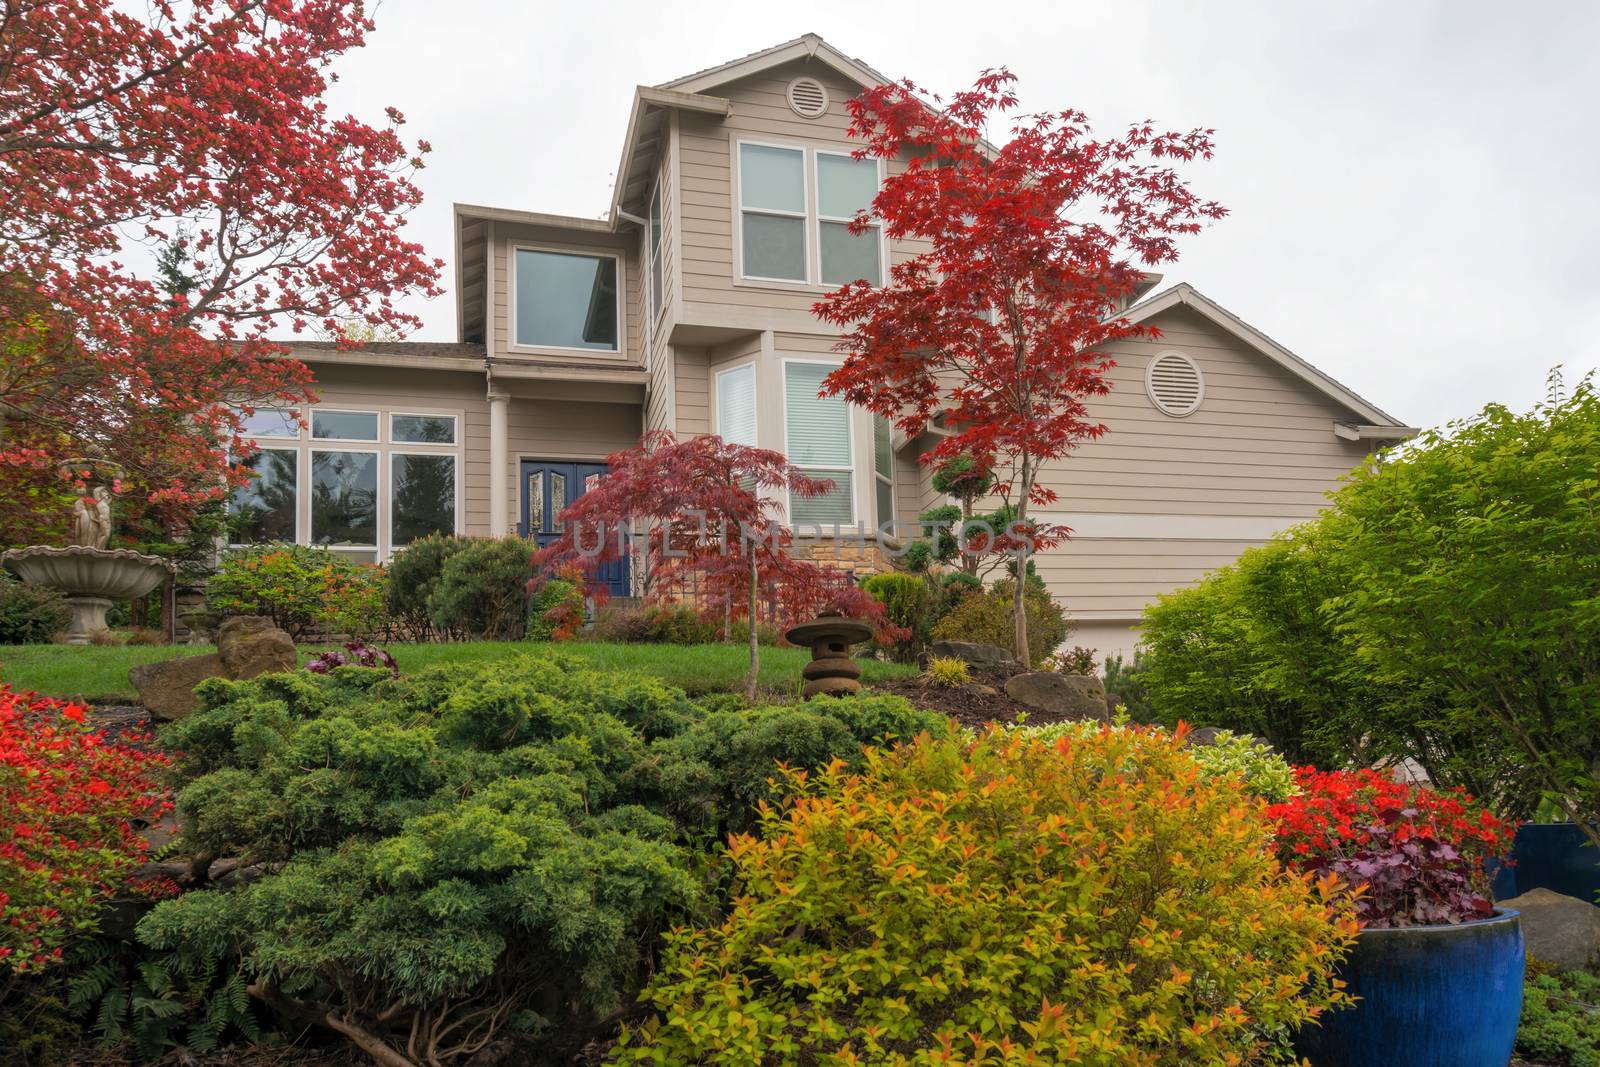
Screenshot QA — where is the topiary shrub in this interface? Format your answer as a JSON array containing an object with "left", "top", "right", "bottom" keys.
[
  {"left": 617, "top": 727, "right": 1357, "bottom": 1065},
  {"left": 0, "top": 572, "right": 70, "bottom": 645},
  {"left": 861, "top": 571, "right": 929, "bottom": 662},
  {"left": 385, "top": 533, "right": 466, "bottom": 641},
  {"left": 931, "top": 577, "right": 1068, "bottom": 666},
  {"left": 425, "top": 535, "right": 534, "bottom": 640},
  {"left": 207, "top": 543, "right": 386, "bottom": 639}
]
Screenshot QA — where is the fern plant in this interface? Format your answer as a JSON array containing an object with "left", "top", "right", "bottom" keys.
[{"left": 67, "top": 939, "right": 258, "bottom": 1059}]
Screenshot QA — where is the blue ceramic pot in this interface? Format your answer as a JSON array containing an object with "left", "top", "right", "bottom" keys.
[
  {"left": 1511, "top": 822, "right": 1600, "bottom": 902},
  {"left": 1293, "top": 909, "right": 1524, "bottom": 1067}
]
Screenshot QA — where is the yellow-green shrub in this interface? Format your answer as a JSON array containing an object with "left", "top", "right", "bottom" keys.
[
  {"left": 615, "top": 726, "right": 1355, "bottom": 1066},
  {"left": 924, "top": 654, "right": 970, "bottom": 689}
]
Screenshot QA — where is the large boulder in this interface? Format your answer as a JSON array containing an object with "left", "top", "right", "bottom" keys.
[
  {"left": 1004, "top": 671, "right": 1109, "bottom": 722},
  {"left": 128, "top": 652, "right": 225, "bottom": 722},
  {"left": 216, "top": 615, "right": 296, "bottom": 679},
  {"left": 1499, "top": 888, "right": 1600, "bottom": 971},
  {"left": 129, "top": 616, "right": 295, "bottom": 721}
]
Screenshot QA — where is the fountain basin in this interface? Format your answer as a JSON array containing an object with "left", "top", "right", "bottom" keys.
[{"left": 2, "top": 545, "right": 173, "bottom": 643}]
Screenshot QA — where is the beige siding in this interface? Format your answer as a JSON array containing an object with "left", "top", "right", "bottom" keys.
[
  {"left": 489, "top": 221, "right": 643, "bottom": 367},
  {"left": 503, "top": 398, "right": 641, "bottom": 526},
  {"left": 645, "top": 136, "right": 676, "bottom": 434},
  {"left": 675, "top": 347, "right": 710, "bottom": 436}
]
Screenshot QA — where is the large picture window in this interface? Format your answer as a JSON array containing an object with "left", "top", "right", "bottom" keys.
[
  {"left": 514, "top": 248, "right": 620, "bottom": 351},
  {"left": 229, "top": 406, "right": 460, "bottom": 561},
  {"left": 232, "top": 449, "right": 297, "bottom": 543},
  {"left": 784, "top": 362, "right": 853, "bottom": 525},
  {"left": 737, "top": 142, "right": 882, "bottom": 288}
]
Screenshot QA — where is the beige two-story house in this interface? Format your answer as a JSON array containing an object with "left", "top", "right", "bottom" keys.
[{"left": 234, "top": 34, "right": 1415, "bottom": 659}]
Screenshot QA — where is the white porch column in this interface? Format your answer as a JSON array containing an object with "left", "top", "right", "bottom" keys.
[{"left": 488, "top": 390, "right": 510, "bottom": 536}]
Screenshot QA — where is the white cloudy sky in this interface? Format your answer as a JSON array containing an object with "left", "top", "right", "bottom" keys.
[{"left": 323, "top": 0, "right": 1600, "bottom": 431}]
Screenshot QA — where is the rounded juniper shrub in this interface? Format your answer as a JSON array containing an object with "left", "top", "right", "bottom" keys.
[
  {"left": 616, "top": 726, "right": 1357, "bottom": 1066},
  {"left": 0, "top": 572, "right": 70, "bottom": 644}
]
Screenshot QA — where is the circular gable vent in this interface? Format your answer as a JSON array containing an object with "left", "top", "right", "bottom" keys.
[
  {"left": 1146, "top": 351, "right": 1204, "bottom": 417},
  {"left": 786, "top": 77, "right": 830, "bottom": 118}
]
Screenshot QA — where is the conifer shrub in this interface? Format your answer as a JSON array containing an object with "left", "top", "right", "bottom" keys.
[
  {"left": 0, "top": 572, "right": 70, "bottom": 644},
  {"left": 141, "top": 655, "right": 939, "bottom": 1065},
  {"left": 617, "top": 727, "right": 1357, "bottom": 1066}
]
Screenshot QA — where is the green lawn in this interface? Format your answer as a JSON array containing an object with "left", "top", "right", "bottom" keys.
[{"left": 0, "top": 640, "right": 915, "bottom": 701}]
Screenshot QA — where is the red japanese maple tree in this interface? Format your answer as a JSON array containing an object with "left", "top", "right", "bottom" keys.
[
  {"left": 0, "top": 0, "right": 442, "bottom": 541},
  {"left": 532, "top": 431, "right": 887, "bottom": 700},
  {"left": 814, "top": 70, "right": 1225, "bottom": 663}
]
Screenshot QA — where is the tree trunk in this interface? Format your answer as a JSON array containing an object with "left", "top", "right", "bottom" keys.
[
  {"left": 1012, "top": 460, "right": 1032, "bottom": 666},
  {"left": 744, "top": 551, "right": 760, "bottom": 703}
]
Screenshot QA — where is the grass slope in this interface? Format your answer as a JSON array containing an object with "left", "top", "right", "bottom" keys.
[{"left": 0, "top": 640, "right": 914, "bottom": 701}]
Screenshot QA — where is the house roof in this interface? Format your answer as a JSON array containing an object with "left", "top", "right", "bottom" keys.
[
  {"left": 659, "top": 32, "right": 893, "bottom": 96},
  {"left": 1122, "top": 283, "right": 1412, "bottom": 430}
]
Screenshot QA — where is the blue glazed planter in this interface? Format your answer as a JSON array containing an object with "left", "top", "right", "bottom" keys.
[
  {"left": 1511, "top": 823, "right": 1600, "bottom": 902},
  {"left": 1293, "top": 909, "right": 1524, "bottom": 1067}
]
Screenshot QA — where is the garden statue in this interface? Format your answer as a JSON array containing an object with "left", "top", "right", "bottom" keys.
[
  {"left": 784, "top": 611, "right": 874, "bottom": 698},
  {"left": 70, "top": 486, "right": 113, "bottom": 549}
]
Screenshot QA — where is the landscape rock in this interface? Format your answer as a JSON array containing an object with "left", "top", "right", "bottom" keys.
[
  {"left": 216, "top": 615, "right": 296, "bottom": 679},
  {"left": 129, "top": 615, "right": 295, "bottom": 721},
  {"left": 1499, "top": 888, "right": 1600, "bottom": 971},
  {"left": 929, "top": 640, "right": 1017, "bottom": 667},
  {"left": 1004, "top": 671, "right": 1109, "bottom": 721},
  {"left": 128, "top": 652, "right": 225, "bottom": 721}
]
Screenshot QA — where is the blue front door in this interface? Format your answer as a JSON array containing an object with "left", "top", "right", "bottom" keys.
[{"left": 520, "top": 460, "right": 629, "bottom": 597}]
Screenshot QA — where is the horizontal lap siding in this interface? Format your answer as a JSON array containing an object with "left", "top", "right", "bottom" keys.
[
  {"left": 301, "top": 364, "right": 493, "bottom": 536},
  {"left": 504, "top": 398, "right": 642, "bottom": 528},
  {"left": 1026, "top": 304, "right": 1376, "bottom": 638},
  {"left": 675, "top": 348, "right": 710, "bottom": 436}
]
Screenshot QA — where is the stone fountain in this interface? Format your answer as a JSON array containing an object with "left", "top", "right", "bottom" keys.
[{"left": 2, "top": 484, "right": 173, "bottom": 644}]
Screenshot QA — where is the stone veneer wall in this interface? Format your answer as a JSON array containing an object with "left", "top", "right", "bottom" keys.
[{"left": 790, "top": 536, "right": 896, "bottom": 580}]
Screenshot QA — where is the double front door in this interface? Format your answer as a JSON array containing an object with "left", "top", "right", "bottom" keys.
[{"left": 520, "top": 460, "right": 629, "bottom": 597}]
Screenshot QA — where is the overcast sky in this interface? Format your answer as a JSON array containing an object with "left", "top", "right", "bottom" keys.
[{"left": 323, "top": 0, "right": 1600, "bottom": 431}]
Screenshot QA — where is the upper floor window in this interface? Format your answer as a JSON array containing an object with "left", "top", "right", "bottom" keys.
[
  {"left": 513, "top": 247, "right": 619, "bottom": 352},
  {"left": 738, "top": 142, "right": 883, "bottom": 288}
]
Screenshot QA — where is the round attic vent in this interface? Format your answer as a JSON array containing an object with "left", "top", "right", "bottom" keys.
[
  {"left": 786, "top": 77, "right": 830, "bottom": 118},
  {"left": 1146, "top": 351, "right": 1204, "bottom": 417}
]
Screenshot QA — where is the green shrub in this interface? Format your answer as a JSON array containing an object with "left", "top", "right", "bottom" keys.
[
  {"left": 1517, "top": 966, "right": 1600, "bottom": 1067},
  {"left": 426, "top": 535, "right": 534, "bottom": 640},
  {"left": 0, "top": 572, "right": 69, "bottom": 644},
  {"left": 144, "top": 656, "right": 940, "bottom": 1064},
  {"left": 931, "top": 577, "right": 1068, "bottom": 666},
  {"left": 616, "top": 727, "right": 1356, "bottom": 1065},
  {"left": 526, "top": 576, "right": 580, "bottom": 641},
  {"left": 862, "top": 571, "right": 930, "bottom": 662},
  {"left": 1185, "top": 729, "right": 1299, "bottom": 804},
  {"left": 925, "top": 655, "right": 970, "bottom": 688},
  {"left": 207, "top": 543, "right": 386, "bottom": 639},
  {"left": 1102, "top": 652, "right": 1152, "bottom": 722},
  {"left": 385, "top": 533, "right": 466, "bottom": 641}
]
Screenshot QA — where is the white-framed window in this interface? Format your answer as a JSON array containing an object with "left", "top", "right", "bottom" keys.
[
  {"left": 237, "top": 406, "right": 300, "bottom": 439},
  {"left": 872, "top": 414, "right": 895, "bottom": 528},
  {"left": 715, "top": 362, "right": 757, "bottom": 447},
  {"left": 783, "top": 361, "right": 854, "bottom": 525},
  {"left": 737, "top": 140, "right": 884, "bottom": 288},
  {"left": 817, "top": 151, "right": 882, "bottom": 286},
  {"left": 228, "top": 407, "right": 462, "bottom": 561},
  {"left": 511, "top": 245, "right": 621, "bottom": 352},
  {"left": 647, "top": 184, "right": 665, "bottom": 323}
]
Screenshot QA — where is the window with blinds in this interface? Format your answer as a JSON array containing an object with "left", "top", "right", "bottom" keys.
[
  {"left": 716, "top": 363, "right": 757, "bottom": 446},
  {"left": 873, "top": 414, "right": 895, "bottom": 528},
  {"left": 785, "top": 362, "right": 853, "bottom": 525}
]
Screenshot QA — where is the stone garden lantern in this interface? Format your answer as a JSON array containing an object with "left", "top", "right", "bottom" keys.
[{"left": 783, "top": 611, "right": 874, "bottom": 699}]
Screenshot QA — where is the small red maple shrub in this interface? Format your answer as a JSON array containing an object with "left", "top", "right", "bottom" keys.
[
  {"left": 1267, "top": 767, "right": 1516, "bottom": 929},
  {"left": 0, "top": 688, "right": 173, "bottom": 974}
]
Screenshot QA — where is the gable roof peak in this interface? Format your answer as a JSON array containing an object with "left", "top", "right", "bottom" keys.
[{"left": 659, "top": 34, "right": 891, "bottom": 96}]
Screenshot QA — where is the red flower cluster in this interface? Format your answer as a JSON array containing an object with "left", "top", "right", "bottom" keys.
[
  {"left": 1267, "top": 767, "right": 1517, "bottom": 929},
  {"left": 0, "top": 687, "right": 174, "bottom": 973}
]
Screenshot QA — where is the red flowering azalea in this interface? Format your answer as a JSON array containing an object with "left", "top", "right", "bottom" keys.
[
  {"left": 0, "top": 687, "right": 173, "bottom": 974},
  {"left": 1267, "top": 767, "right": 1516, "bottom": 929}
]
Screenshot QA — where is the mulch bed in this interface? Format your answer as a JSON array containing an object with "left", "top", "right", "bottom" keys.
[
  {"left": 875, "top": 675, "right": 1092, "bottom": 730},
  {"left": 64, "top": 1043, "right": 364, "bottom": 1066}
]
